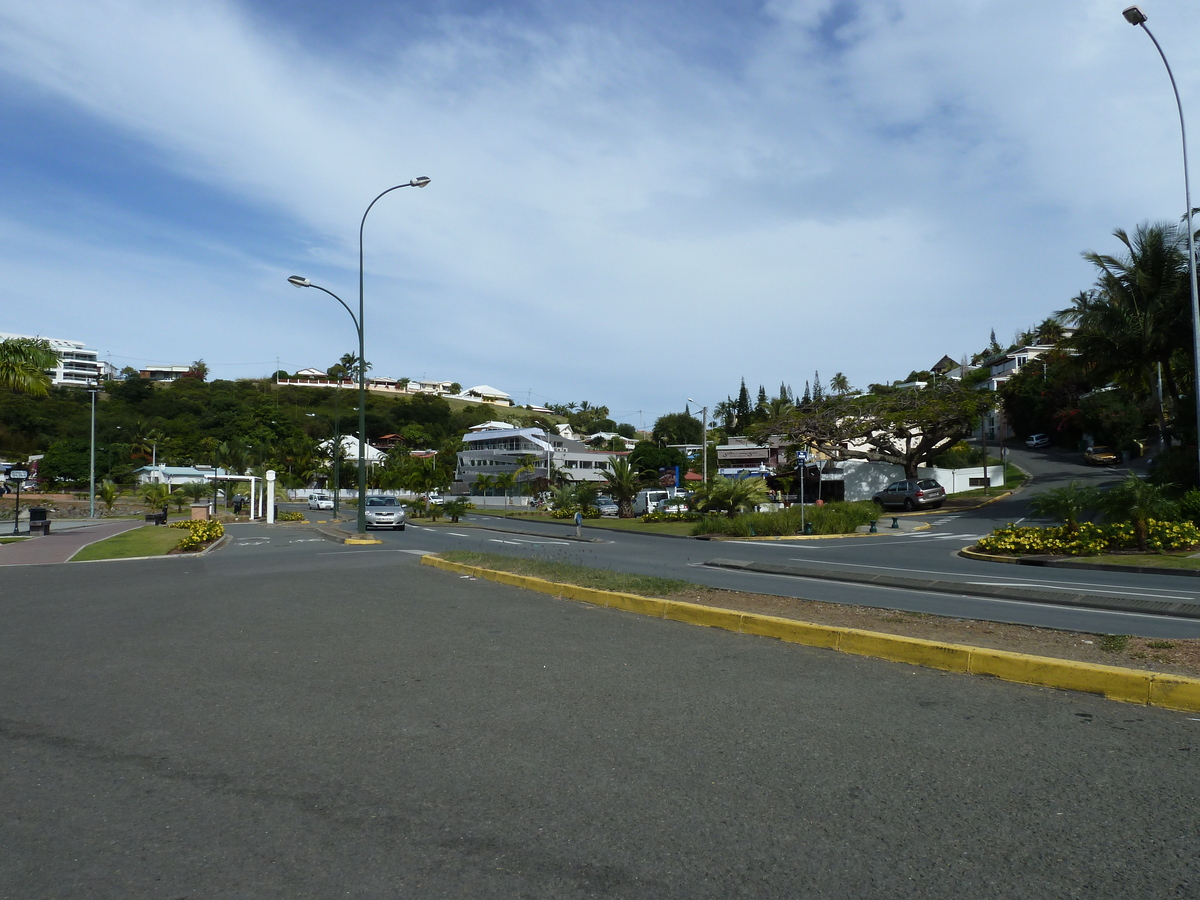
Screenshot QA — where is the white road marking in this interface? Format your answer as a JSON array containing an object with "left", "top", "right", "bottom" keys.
[
  {"left": 716, "top": 567, "right": 1199, "bottom": 624},
  {"left": 783, "top": 557, "right": 1200, "bottom": 600},
  {"left": 447, "top": 532, "right": 469, "bottom": 537}
]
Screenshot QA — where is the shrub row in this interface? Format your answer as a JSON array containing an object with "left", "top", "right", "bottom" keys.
[
  {"left": 975, "top": 520, "right": 1200, "bottom": 556},
  {"left": 690, "top": 501, "right": 879, "bottom": 537}
]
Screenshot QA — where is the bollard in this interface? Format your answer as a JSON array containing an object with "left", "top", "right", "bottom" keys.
[
  {"left": 869, "top": 520, "right": 877, "bottom": 533},
  {"left": 891, "top": 517, "right": 900, "bottom": 529},
  {"left": 803, "top": 522, "right": 813, "bottom": 535}
]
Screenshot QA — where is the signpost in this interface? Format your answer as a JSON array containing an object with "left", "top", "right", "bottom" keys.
[
  {"left": 795, "top": 451, "right": 809, "bottom": 535},
  {"left": 6, "top": 467, "right": 29, "bottom": 535}
]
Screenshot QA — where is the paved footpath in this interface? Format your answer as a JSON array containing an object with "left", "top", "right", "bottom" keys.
[{"left": 0, "top": 519, "right": 146, "bottom": 566}]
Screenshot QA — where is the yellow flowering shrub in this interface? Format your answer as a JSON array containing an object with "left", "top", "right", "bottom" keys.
[
  {"left": 169, "top": 519, "right": 226, "bottom": 551},
  {"left": 976, "top": 519, "right": 1200, "bottom": 556}
]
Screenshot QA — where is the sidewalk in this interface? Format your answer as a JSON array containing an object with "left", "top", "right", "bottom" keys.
[{"left": 0, "top": 519, "right": 147, "bottom": 566}]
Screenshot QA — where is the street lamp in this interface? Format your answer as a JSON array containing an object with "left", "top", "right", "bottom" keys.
[
  {"left": 686, "top": 399, "right": 709, "bottom": 485},
  {"left": 287, "top": 169, "right": 430, "bottom": 536},
  {"left": 306, "top": 411, "right": 342, "bottom": 518},
  {"left": 88, "top": 377, "right": 99, "bottom": 518},
  {"left": 1122, "top": 6, "right": 1200, "bottom": 476}
]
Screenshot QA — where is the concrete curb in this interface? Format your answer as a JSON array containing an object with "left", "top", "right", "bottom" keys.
[
  {"left": 421, "top": 555, "right": 1200, "bottom": 713},
  {"left": 959, "top": 545, "right": 1200, "bottom": 578}
]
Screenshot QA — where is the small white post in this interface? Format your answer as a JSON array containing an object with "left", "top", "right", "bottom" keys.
[
  {"left": 249, "top": 476, "right": 257, "bottom": 520},
  {"left": 266, "top": 470, "right": 276, "bottom": 524}
]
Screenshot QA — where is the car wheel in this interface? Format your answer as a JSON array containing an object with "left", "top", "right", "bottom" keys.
[{"left": 903, "top": 498, "right": 915, "bottom": 511}]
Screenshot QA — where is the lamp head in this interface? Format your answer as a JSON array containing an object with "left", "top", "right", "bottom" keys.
[
  {"left": 287, "top": 275, "right": 311, "bottom": 287},
  {"left": 409, "top": 176, "right": 431, "bottom": 188},
  {"left": 1122, "top": 6, "right": 1147, "bottom": 25}
]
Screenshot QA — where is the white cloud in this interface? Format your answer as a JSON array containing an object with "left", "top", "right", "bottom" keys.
[{"left": 1, "top": 0, "right": 1199, "bottom": 420}]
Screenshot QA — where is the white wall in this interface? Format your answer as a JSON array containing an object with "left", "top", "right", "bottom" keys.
[{"left": 841, "top": 460, "right": 1006, "bottom": 502}]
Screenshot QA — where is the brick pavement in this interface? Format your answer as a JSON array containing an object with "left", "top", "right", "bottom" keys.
[{"left": 0, "top": 520, "right": 148, "bottom": 566}]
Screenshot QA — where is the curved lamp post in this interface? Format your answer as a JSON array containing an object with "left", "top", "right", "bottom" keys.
[
  {"left": 1122, "top": 6, "right": 1200, "bottom": 474},
  {"left": 287, "top": 175, "right": 429, "bottom": 535}
]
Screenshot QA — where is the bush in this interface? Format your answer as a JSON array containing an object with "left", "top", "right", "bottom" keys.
[
  {"left": 690, "top": 501, "right": 878, "bottom": 537},
  {"left": 641, "top": 511, "right": 702, "bottom": 522},
  {"left": 277, "top": 510, "right": 305, "bottom": 522},
  {"left": 169, "top": 519, "right": 225, "bottom": 551},
  {"left": 550, "top": 507, "right": 601, "bottom": 519},
  {"left": 975, "top": 519, "right": 1200, "bottom": 556}
]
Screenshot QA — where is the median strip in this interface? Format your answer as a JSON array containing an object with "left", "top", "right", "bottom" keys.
[{"left": 421, "top": 554, "right": 1200, "bottom": 713}]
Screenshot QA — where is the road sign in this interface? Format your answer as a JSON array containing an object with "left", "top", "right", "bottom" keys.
[
  {"left": 6, "top": 468, "right": 29, "bottom": 481},
  {"left": 794, "top": 451, "right": 809, "bottom": 463}
]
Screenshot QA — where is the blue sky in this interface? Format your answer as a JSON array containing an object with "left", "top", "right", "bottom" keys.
[{"left": 1, "top": 1, "right": 1199, "bottom": 430}]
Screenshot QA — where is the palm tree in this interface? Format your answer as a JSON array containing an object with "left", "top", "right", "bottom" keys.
[
  {"left": 0, "top": 337, "right": 58, "bottom": 396},
  {"left": 1028, "top": 481, "right": 1099, "bottom": 535},
  {"left": 1069, "top": 223, "right": 1190, "bottom": 445},
  {"left": 474, "top": 473, "right": 498, "bottom": 497},
  {"left": 139, "top": 482, "right": 171, "bottom": 512},
  {"left": 829, "top": 373, "right": 851, "bottom": 395},
  {"left": 97, "top": 480, "right": 120, "bottom": 516},
  {"left": 494, "top": 472, "right": 518, "bottom": 512},
  {"left": 1099, "top": 472, "right": 1178, "bottom": 552},
  {"left": 696, "top": 476, "right": 769, "bottom": 518},
  {"left": 599, "top": 456, "right": 639, "bottom": 518}
]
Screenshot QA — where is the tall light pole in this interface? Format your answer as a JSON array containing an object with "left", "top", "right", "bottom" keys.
[
  {"left": 1123, "top": 6, "right": 1200, "bottom": 477},
  {"left": 289, "top": 176, "right": 429, "bottom": 536},
  {"left": 88, "top": 377, "right": 99, "bottom": 518},
  {"left": 687, "top": 399, "right": 708, "bottom": 485}
]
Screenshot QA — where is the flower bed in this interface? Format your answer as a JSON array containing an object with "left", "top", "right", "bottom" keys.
[
  {"left": 975, "top": 520, "right": 1200, "bottom": 556},
  {"left": 169, "top": 519, "right": 225, "bottom": 552}
]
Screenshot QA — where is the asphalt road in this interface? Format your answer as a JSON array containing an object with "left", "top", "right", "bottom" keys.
[
  {"left": 2, "top": 536, "right": 1199, "bottom": 898},
  {"left": 337, "top": 445, "right": 1200, "bottom": 639}
]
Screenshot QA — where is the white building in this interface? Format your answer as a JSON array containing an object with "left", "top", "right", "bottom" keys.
[
  {"left": 0, "top": 332, "right": 116, "bottom": 386},
  {"left": 454, "top": 425, "right": 620, "bottom": 495}
]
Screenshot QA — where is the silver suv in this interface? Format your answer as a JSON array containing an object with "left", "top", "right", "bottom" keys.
[
  {"left": 363, "top": 496, "right": 406, "bottom": 530},
  {"left": 872, "top": 479, "right": 946, "bottom": 511}
]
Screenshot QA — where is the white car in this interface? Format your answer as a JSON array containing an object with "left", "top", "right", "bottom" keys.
[
  {"left": 308, "top": 493, "right": 334, "bottom": 510},
  {"left": 364, "top": 495, "right": 406, "bottom": 530},
  {"left": 1025, "top": 433, "right": 1051, "bottom": 448}
]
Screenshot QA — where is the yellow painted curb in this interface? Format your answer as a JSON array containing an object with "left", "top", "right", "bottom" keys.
[
  {"left": 420, "top": 555, "right": 1200, "bottom": 713},
  {"left": 344, "top": 537, "right": 383, "bottom": 545}
]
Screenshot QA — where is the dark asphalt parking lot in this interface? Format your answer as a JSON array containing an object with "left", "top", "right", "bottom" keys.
[{"left": 1, "top": 541, "right": 1198, "bottom": 898}]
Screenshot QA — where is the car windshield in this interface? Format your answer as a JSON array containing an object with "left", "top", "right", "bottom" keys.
[{"left": 367, "top": 497, "right": 398, "bottom": 507}]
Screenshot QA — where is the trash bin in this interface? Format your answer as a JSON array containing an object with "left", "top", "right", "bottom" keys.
[{"left": 28, "top": 507, "right": 47, "bottom": 523}]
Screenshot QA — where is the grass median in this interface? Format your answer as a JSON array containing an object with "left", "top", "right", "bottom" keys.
[{"left": 72, "top": 525, "right": 185, "bottom": 561}]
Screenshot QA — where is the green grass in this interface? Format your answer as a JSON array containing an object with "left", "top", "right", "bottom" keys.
[
  {"left": 440, "top": 550, "right": 694, "bottom": 596},
  {"left": 72, "top": 525, "right": 186, "bottom": 561},
  {"left": 1082, "top": 553, "right": 1200, "bottom": 570}
]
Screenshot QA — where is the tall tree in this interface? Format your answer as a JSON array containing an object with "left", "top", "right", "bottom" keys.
[
  {"left": 1068, "top": 222, "right": 1190, "bottom": 445},
  {"left": 757, "top": 381, "right": 989, "bottom": 479}
]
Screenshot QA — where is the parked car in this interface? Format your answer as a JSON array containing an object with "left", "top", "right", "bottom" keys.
[
  {"left": 1083, "top": 445, "right": 1120, "bottom": 466},
  {"left": 308, "top": 493, "right": 334, "bottom": 510},
  {"left": 1025, "top": 433, "right": 1051, "bottom": 448},
  {"left": 655, "top": 497, "right": 689, "bottom": 514},
  {"left": 364, "top": 495, "right": 406, "bottom": 530},
  {"left": 872, "top": 478, "right": 946, "bottom": 511},
  {"left": 595, "top": 499, "right": 619, "bottom": 516}
]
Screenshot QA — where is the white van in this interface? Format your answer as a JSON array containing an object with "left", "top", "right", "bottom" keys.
[{"left": 633, "top": 490, "right": 671, "bottom": 515}]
